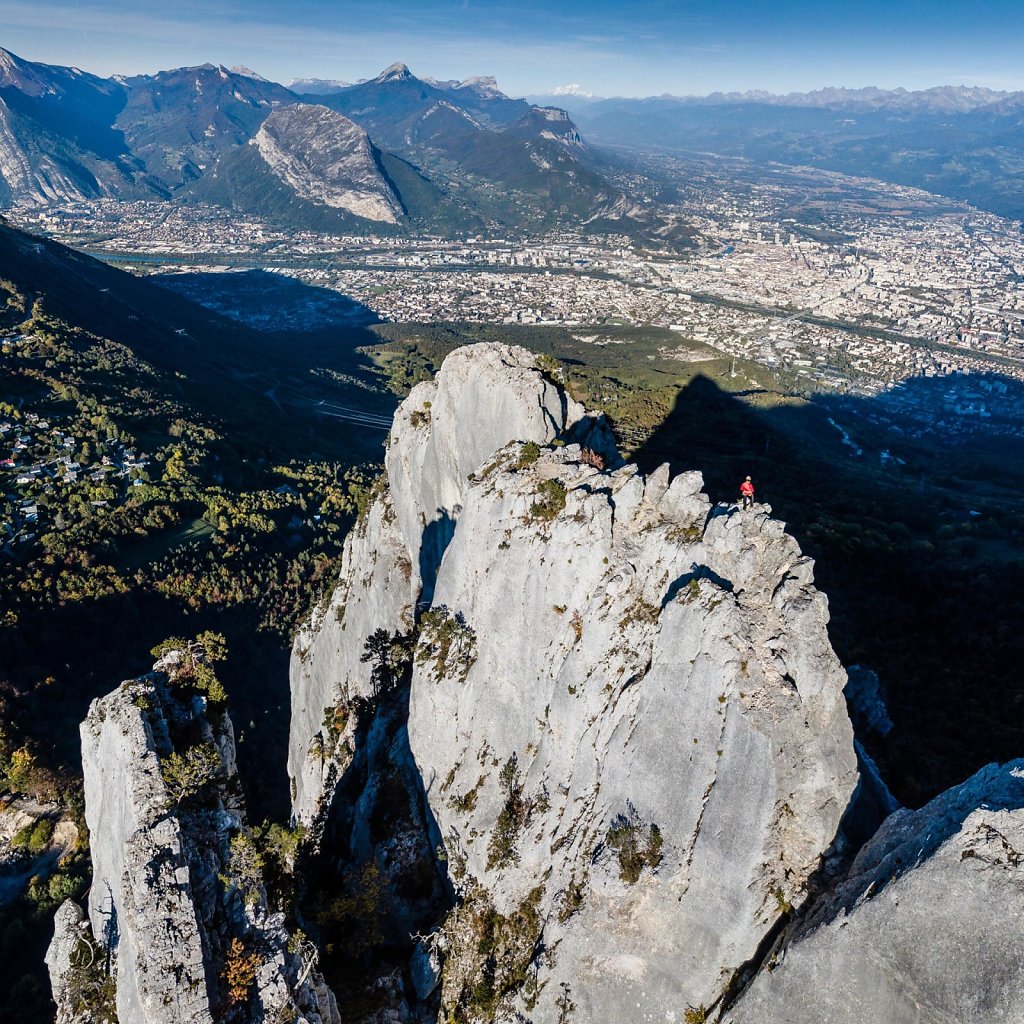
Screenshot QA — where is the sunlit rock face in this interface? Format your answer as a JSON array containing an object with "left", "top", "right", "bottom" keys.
[
  {"left": 288, "top": 343, "right": 612, "bottom": 823},
  {"left": 47, "top": 672, "right": 339, "bottom": 1024},
  {"left": 406, "top": 440, "right": 857, "bottom": 1021},
  {"left": 251, "top": 104, "right": 404, "bottom": 223},
  {"left": 292, "top": 342, "right": 859, "bottom": 1021}
]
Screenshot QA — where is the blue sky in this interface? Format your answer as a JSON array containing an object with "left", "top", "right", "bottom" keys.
[{"left": 2, "top": 0, "right": 1023, "bottom": 97}]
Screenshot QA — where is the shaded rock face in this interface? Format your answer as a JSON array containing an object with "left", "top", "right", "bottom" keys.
[
  {"left": 47, "top": 672, "right": 338, "bottom": 1024},
  {"left": 726, "top": 760, "right": 1024, "bottom": 1024},
  {"left": 0, "top": 48, "right": 145, "bottom": 207},
  {"left": 298, "top": 668, "right": 454, "bottom": 1023},
  {"left": 292, "top": 342, "right": 859, "bottom": 1021}
]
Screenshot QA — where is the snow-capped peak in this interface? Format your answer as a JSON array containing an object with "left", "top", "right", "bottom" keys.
[{"left": 552, "top": 83, "right": 593, "bottom": 98}]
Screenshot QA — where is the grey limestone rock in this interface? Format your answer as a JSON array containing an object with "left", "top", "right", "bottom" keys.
[
  {"left": 293, "top": 342, "right": 860, "bottom": 1021},
  {"left": 288, "top": 342, "right": 610, "bottom": 823},
  {"left": 251, "top": 104, "right": 405, "bottom": 224},
  {"left": 289, "top": 491, "right": 415, "bottom": 824},
  {"left": 45, "top": 899, "right": 91, "bottom": 1023},
  {"left": 48, "top": 669, "right": 339, "bottom": 1024},
  {"left": 725, "top": 760, "right": 1024, "bottom": 1024},
  {"left": 77, "top": 675, "right": 214, "bottom": 1024},
  {"left": 408, "top": 439, "right": 857, "bottom": 1022}
]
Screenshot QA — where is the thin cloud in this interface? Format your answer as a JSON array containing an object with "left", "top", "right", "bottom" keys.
[{"left": 2, "top": 0, "right": 1022, "bottom": 97}]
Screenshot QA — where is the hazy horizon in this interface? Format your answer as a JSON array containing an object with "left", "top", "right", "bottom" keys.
[{"left": 2, "top": 0, "right": 1023, "bottom": 99}]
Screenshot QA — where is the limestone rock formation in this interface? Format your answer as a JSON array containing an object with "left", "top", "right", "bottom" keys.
[
  {"left": 44, "top": 900, "right": 91, "bottom": 1019},
  {"left": 47, "top": 667, "right": 338, "bottom": 1024},
  {"left": 288, "top": 343, "right": 613, "bottom": 823},
  {"left": 250, "top": 105, "right": 404, "bottom": 223},
  {"left": 408, "top": 441, "right": 857, "bottom": 1022},
  {"left": 291, "top": 342, "right": 859, "bottom": 1021},
  {"left": 726, "top": 760, "right": 1024, "bottom": 1024}
]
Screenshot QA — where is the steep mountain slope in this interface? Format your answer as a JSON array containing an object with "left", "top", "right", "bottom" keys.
[
  {"left": 314, "top": 63, "right": 462, "bottom": 153},
  {"left": 0, "top": 215, "right": 268, "bottom": 386},
  {"left": 188, "top": 103, "right": 401, "bottom": 224},
  {"left": 0, "top": 218, "right": 394, "bottom": 456},
  {"left": 0, "top": 47, "right": 126, "bottom": 149},
  {"left": 429, "top": 75, "right": 531, "bottom": 126},
  {"left": 186, "top": 102, "right": 476, "bottom": 232},
  {"left": 247, "top": 105, "right": 404, "bottom": 221},
  {"left": 0, "top": 48, "right": 653, "bottom": 235},
  {"left": 0, "top": 48, "right": 151, "bottom": 205},
  {"left": 114, "top": 63, "right": 297, "bottom": 188},
  {"left": 317, "top": 64, "right": 633, "bottom": 229}
]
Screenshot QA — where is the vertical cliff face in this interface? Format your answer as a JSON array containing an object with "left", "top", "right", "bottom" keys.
[
  {"left": 291, "top": 342, "right": 860, "bottom": 1021},
  {"left": 288, "top": 344, "right": 614, "bottom": 823},
  {"left": 75, "top": 676, "right": 213, "bottom": 1023},
  {"left": 726, "top": 760, "right": 1024, "bottom": 1024},
  {"left": 46, "top": 669, "right": 338, "bottom": 1024}
]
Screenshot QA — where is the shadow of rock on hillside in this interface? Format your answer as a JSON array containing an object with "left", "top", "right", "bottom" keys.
[
  {"left": 154, "top": 268, "right": 380, "bottom": 333},
  {"left": 631, "top": 372, "right": 1024, "bottom": 808}
]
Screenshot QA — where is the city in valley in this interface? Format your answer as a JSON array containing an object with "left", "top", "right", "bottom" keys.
[
  {"left": 5, "top": 4, "right": 1024, "bottom": 1022},
  {"left": 17, "top": 159, "right": 1024, "bottom": 410}
]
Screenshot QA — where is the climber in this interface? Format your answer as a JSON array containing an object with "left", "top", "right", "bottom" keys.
[{"left": 740, "top": 476, "right": 755, "bottom": 510}]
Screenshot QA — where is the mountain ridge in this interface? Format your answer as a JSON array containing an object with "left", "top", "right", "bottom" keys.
[
  {"left": 0, "top": 48, "right": 635, "bottom": 236},
  {"left": 542, "top": 82, "right": 1021, "bottom": 113}
]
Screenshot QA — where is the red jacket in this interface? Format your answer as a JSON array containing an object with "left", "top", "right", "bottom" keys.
[{"left": 740, "top": 481, "right": 755, "bottom": 497}]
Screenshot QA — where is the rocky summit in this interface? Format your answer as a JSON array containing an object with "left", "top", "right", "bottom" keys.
[
  {"left": 46, "top": 663, "right": 337, "bottom": 1024},
  {"left": 291, "top": 342, "right": 859, "bottom": 1021},
  {"left": 288, "top": 343, "right": 616, "bottom": 822}
]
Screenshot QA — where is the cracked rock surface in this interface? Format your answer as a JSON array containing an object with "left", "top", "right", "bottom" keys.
[
  {"left": 47, "top": 672, "right": 339, "bottom": 1024},
  {"left": 292, "top": 342, "right": 859, "bottom": 1021},
  {"left": 408, "top": 439, "right": 857, "bottom": 1021},
  {"left": 288, "top": 343, "right": 613, "bottom": 823},
  {"left": 725, "top": 759, "right": 1024, "bottom": 1024}
]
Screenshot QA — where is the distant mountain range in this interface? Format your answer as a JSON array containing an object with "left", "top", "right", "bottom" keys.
[
  {"left": 546, "top": 85, "right": 1024, "bottom": 221},
  {"left": 3, "top": 44, "right": 1023, "bottom": 233},
  {"left": 0, "top": 48, "right": 644, "bottom": 236},
  {"left": 287, "top": 77, "right": 352, "bottom": 96},
  {"left": 533, "top": 84, "right": 1022, "bottom": 114}
]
